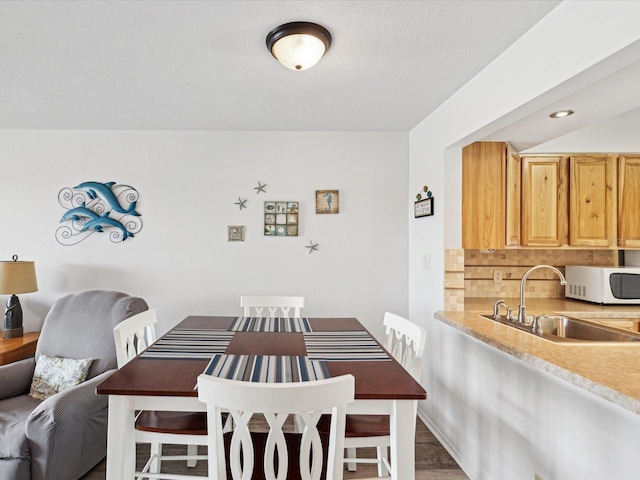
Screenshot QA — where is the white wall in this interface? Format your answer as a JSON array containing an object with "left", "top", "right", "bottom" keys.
[
  {"left": 0, "top": 131, "right": 408, "bottom": 339},
  {"left": 409, "top": 2, "right": 640, "bottom": 479}
]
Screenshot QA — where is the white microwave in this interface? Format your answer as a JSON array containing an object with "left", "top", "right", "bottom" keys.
[{"left": 565, "top": 266, "right": 640, "bottom": 304}]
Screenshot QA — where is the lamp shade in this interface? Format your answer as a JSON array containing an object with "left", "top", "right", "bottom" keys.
[
  {"left": 266, "top": 22, "right": 332, "bottom": 71},
  {"left": 0, "top": 258, "right": 38, "bottom": 295}
]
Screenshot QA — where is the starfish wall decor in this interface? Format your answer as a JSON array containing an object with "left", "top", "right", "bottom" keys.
[
  {"left": 254, "top": 181, "right": 267, "bottom": 194},
  {"left": 234, "top": 197, "right": 247, "bottom": 210}
]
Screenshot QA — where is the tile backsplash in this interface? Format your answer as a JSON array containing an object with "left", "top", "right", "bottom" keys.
[
  {"left": 444, "top": 248, "right": 619, "bottom": 309},
  {"left": 444, "top": 249, "right": 465, "bottom": 311}
]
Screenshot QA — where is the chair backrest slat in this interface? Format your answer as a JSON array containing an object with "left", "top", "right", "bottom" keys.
[
  {"left": 197, "top": 374, "right": 354, "bottom": 480},
  {"left": 382, "top": 311, "right": 427, "bottom": 381},
  {"left": 240, "top": 296, "right": 304, "bottom": 318},
  {"left": 113, "top": 309, "right": 158, "bottom": 368}
]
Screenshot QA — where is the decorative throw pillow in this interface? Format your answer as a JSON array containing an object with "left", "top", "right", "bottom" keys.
[{"left": 29, "top": 353, "right": 93, "bottom": 400}]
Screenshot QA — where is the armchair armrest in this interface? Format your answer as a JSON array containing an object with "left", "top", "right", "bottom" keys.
[
  {"left": 25, "top": 369, "right": 116, "bottom": 480},
  {"left": 0, "top": 357, "right": 35, "bottom": 399}
]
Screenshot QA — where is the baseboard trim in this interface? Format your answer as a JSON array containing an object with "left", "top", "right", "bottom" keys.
[{"left": 416, "top": 406, "right": 474, "bottom": 480}]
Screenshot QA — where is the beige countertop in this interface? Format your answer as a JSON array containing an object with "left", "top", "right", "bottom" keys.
[{"left": 436, "top": 298, "right": 640, "bottom": 415}]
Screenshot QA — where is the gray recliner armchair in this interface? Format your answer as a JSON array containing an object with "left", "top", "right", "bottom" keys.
[{"left": 0, "top": 290, "right": 148, "bottom": 480}]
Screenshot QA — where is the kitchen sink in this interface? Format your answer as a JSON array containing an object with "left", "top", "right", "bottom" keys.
[{"left": 481, "top": 314, "right": 640, "bottom": 343}]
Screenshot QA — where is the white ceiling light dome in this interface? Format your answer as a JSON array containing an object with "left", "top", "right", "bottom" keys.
[{"left": 266, "top": 22, "right": 332, "bottom": 71}]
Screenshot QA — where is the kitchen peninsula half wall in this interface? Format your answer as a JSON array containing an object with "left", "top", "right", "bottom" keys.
[{"left": 444, "top": 248, "right": 618, "bottom": 311}]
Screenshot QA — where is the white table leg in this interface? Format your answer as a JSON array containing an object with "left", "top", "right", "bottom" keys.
[
  {"left": 106, "top": 395, "right": 135, "bottom": 480},
  {"left": 389, "top": 399, "right": 417, "bottom": 480}
]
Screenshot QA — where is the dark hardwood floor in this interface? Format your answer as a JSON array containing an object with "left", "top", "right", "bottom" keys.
[{"left": 81, "top": 417, "right": 468, "bottom": 479}]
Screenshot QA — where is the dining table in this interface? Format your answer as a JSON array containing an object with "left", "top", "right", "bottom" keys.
[{"left": 96, "top": 315, "right": 427, "bottom": 479}]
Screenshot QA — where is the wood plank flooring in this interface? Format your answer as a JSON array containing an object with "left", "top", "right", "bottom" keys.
[{"left": 81, "top": 417, "right": 468, "bottom": 479}]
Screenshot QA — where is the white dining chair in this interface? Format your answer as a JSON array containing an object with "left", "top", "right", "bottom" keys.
[
  {"left": 197, "top": 373, "right": 355, "bottom": 480},
  {"left": 114, "top": 308, "right": 158, "bottom": 367},
  {"left": 240, "top": 295, "right": 304, "bottom": 318},
  {"left": 114, "top": 309, "right": 208, "bottom": 479},
  {"left": 342, "top": 312, "right": 427, "bottom": 477}
]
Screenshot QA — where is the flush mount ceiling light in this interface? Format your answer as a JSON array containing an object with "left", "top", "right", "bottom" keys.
[
  {"left": 549, "top": 109, "right": 575, "bottom": 119},
  {"left": 266, "top": 21, "right": 332, "bottom": 71}
]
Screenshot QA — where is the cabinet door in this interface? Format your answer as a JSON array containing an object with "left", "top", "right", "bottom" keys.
[
  {"left": 505, "top": 145, "right": 521, "bottom": 247},
  {"left": 462, "top": 142, "right": 506, "bottom": 249},
  {"left": 521, "top": 156, "right": 568, "bottom": 246},
  {"left": 618, "top": 155, "right": 640, "bottom": 248},
  {"left": 569, "top": 155, "right": 616, "bottom": 247}
]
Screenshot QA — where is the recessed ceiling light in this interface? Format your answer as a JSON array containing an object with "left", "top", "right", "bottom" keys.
[{"left": 549, "top": 109, "right": 574, "bottom": 119}]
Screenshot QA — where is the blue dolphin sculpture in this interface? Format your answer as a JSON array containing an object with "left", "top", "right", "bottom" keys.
[
  {"left": 81, "top": 213, "right": 134, "bottom": 241},
  {"left": 74, "top": 181, "right": 140, "bottom": 216},
  {"left": 60, "top": 205, "right": 100, "bottom": 222}
]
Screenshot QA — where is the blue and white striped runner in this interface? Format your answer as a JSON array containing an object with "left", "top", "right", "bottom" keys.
[
  {"left": 140, "top": 329, "right": 234, "bottom": 359},
  {"left": 304, "top": 331, "right": 390, "bottom": 361},
  {"left": 228, "top": 317, "right": 312, "bottom": 332},
  {"left": 203, "top": 354, "right": 329, "bottom": 382}
]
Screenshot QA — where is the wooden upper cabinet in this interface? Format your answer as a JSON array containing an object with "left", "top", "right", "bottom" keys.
[
  {"left": 462, "top": 142, "right": 507, "bottom": 249},
  {"left": 569, "top": 155, "right": 616, "bottom": 247},
  {"left": 463, "top": 145, "right": 640, "bottom": 250},
  {"left": 618, "top": 155, "right": 640, "bottom": 248},
  {"left": 521, "top": 155, "right": 568, "bottom": 247},
  {"left": 505, "top": 145, "right": 521, "bottom": 247}
]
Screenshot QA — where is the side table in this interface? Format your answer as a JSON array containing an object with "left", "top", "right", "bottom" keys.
[{"left": 0, "top": 331, "right": 40, "bottom": 365}]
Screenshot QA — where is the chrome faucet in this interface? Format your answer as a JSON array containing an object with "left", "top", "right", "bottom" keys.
[
  {"left": 517, "top": 265, "right": 567, "bottom": 324},
  {"left": 531, "top": 314, "right": 547, "bottom": 334},
  {"left": 492, "top": 299, "right": 512, "bottom": 321},
  {"left": 492, "top": 299, "right": 506, "bottom": 319}
]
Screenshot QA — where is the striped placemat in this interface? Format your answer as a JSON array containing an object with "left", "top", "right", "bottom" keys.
[
  {"left": 228, "top": 316, "right": 312, "bottom": 332},
  {"left": 304, "top": 331, "right": 390, "bottom": 361},
  {"left": 202, "top": 354, "right": 330, "bottom": 383},
  {"left": 140, "top": 329, "right": 235, "bottom": 359}
]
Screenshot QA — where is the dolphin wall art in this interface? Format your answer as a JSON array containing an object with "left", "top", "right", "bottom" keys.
[
  {"left": 74, "top": 181, "right": 140, "bottom": 216},
  {"left": 81, "top": 212, "right": 134, "bottom": 241},
  {"left": 59, "top": 205, "right": 100, "bottom": 222},
  {"left": 56, "top": 181, "right": 142, "bottom": 245}
]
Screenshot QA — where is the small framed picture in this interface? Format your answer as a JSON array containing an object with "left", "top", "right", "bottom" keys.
[
  {"left": 264, "top": 201, "right": 299, "bottom": 236},
  {"left": 228, "top": 225, "right": 245, "bottom": 241},
  {"left": 316, "top": 190, "right": 339, "bottom": 214},
  {"left": 414, "top": 197, "right": 434, "bottom": 218}
]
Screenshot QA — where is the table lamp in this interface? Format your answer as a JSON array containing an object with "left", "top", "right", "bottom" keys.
[{"left": 0, "top": 255, "right": 38, "bottom": 339}]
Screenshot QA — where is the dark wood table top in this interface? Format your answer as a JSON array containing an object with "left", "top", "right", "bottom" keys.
[{"left": 97, "top": 316, "right": 426, "bottom": 401}]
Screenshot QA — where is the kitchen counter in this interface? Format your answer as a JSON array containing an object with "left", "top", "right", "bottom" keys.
[{"left": 436, "top": 297, "right": 640, "bottom": 415}]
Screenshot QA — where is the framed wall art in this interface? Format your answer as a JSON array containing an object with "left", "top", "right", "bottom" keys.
[
  {"left": 56, "top": 180, "right": 143, "bottom": 245},
  {"left": 316, "top": 190, "right": 339, "bottom": 214},
  {"left": 264, "top": 202, "right": 298, "bottom": 236},
  {"left": 228, "top": 225, "right": 245, "bottom": 241},
  {"left": 414, "top": 197, "right": 434, "bottom": 218}
]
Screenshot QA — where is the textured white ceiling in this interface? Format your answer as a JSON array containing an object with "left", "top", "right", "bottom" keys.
[{"left": 0, "top": 0, "right": 561, "bottom": 132}]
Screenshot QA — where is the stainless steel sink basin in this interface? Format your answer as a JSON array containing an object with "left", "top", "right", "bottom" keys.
[{"left": 481, "top": 314, "right": 640, "bottom": 343}]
